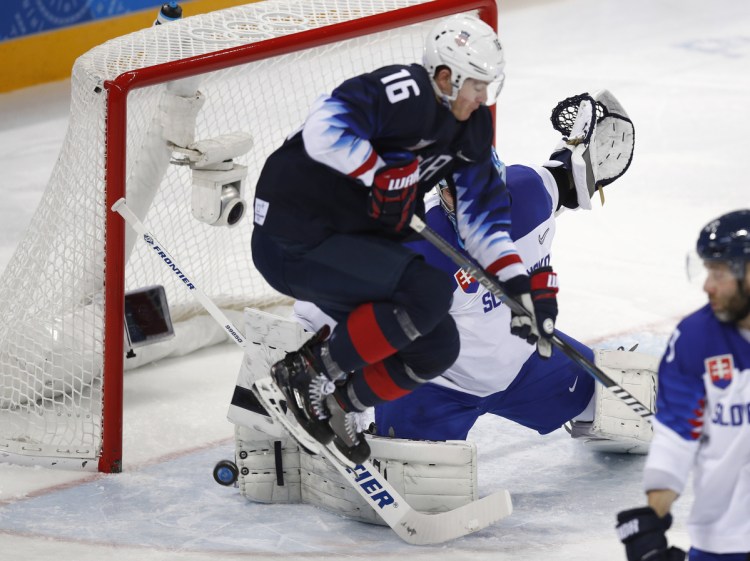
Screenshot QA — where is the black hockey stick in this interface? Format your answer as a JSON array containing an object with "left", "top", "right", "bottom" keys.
[
  {"left": 112, "top": 197, "right": 514, "bottom": 544},
  {"left": 409, "top": 215, "right": 654, "bottom": 421}
]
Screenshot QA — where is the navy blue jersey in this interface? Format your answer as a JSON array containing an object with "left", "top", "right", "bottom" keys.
[{"left": 252, "top": 63, "right": 524, "bottom": 281}]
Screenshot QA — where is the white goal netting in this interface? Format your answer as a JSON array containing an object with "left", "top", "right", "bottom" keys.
[{"left": 0, "top": 0, "right": 480, "bottom": 469}]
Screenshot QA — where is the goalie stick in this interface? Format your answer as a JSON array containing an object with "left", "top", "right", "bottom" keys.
[
  {"left": 409, "top": 215, "right": 654, "bottom": 421},
  {"left": 112, "top": 197, "right": 514, "bottom": 545}
]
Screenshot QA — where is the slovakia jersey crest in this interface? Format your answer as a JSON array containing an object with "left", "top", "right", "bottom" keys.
[
  {"left": 705, "top": 354, "right": 734, "bottom": 389},
  {"left": 455, "top": 268, "right": 479, "bottom": 293}
]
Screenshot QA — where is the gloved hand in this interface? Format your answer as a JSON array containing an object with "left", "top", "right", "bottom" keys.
[
  {"left": 529, "top": 266, "right": 558, "bottom": 357},
  {"left": 368, "top": 152, "right": 419, "bottom": 232},
  {"left": 616, "top": 507, "right": 686, "bottom": 561},
  {"left": 504, "top": 267, "right": 558, "bottom": 358}
]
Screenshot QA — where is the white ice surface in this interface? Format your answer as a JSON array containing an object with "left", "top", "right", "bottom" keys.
[{"left": 1, "top": 0, "right": 749, "bottom": 559}]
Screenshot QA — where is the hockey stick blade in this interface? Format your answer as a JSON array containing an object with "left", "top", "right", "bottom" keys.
[
  {"left": 253, "top": 376, "right": 513, "bottom": 545},
  {"left": 409, "top": 215, "right": 654, "bottom": 421}
]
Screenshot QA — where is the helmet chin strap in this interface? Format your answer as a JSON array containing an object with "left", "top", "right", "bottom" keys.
[{"left": 430, "top": 79, "right": 457, "bottom": 110}]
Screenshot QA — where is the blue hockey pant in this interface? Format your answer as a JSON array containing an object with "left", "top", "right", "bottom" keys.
[
  {"left": 374, "top": 331, "right": 595, "bottom": 439},
  {"left": 251, "top": 227, "right": 460, "bottom": 408}
]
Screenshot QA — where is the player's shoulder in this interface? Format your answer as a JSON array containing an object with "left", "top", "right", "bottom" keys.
[
  {"left": 362, "top": 63, "right": 432, "bottom": 92},
  {"left": 664, "top": 304, "right": 723, "bottom": 369},
  {"left": 506, "top": 165, "right": 554, "bottom": 239},
  {"left": 676, "top": 304, "right": 719, "bottom": 343}
]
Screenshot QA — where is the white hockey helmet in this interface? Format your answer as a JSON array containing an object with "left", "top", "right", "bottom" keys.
[{"left": 423, "top": 14, "right": 505, "bottom": 105}]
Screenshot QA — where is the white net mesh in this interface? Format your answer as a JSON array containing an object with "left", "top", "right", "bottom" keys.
[{"left": 0, "top": 0, "right": 466, "bottom": 467}]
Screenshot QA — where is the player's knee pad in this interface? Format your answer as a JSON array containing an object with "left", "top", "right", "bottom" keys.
[
  {"left": 570, "top": 349, "right": 658, "bottom": 454},
  {"left": 300, "top": 435, "right": 478, "bottom": 525},
  {"left": 235, "top": 425, "right": 303, "bottom": 503},
  {"left": 227, "top": 308, "right": 308, "bottom": 436}
]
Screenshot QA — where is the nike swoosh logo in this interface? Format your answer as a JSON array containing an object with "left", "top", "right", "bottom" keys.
[
  {"left": 569, "top": 376, "right": 578, "bottom": 392},
  {"left": 538, "top": 228, "right": 550, "bottom": 245},
  {"left": 456, "top": 150, "right": 474, "bottom": 162},
  {"left": 405, "top": 138, "right": 436, "bottom": 150}
]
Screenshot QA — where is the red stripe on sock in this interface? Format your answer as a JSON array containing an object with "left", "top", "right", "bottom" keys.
[
  {"left": 347, "top": 303, "right": 397, "bottom": 363},
  {"left": 363, "top": 362, "right": 410, "bottom": 401}
]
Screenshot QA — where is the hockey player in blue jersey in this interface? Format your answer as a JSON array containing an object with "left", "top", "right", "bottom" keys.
[
  {"left": 228, "top": 89, "right": 643, "bottom": 517},
  {"left": 293, "top": 92, "right": 647, "bottom": 449},
  {"left": 251, "top": 15, "right": 560, "bottom": 463},
  {"left": 617, "top": 210, "right": 750, "bottom": 561}
]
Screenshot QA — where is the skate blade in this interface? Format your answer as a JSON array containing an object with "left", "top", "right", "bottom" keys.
[{"left": 252, "top": 376, "right": 358, "bottom": 469}]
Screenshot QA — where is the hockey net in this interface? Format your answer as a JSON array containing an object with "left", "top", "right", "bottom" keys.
[{"left": 0, "top": 0, "right": 496, "bottom": 472}]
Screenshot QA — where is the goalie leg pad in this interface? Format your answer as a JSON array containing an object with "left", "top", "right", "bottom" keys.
[
  {"left": 227, "top": 308, "right": 308, "bottom": 437},
  {"left": 571, "top": 349, "right": 658, "bottom": 454},
  {"left": 301, "top": 435, "right": 478, "bottom": 525},
  {"left": 235, "top": 425, "right": 303, "bottom": 504}
]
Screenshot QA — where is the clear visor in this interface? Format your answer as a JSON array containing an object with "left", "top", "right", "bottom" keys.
[
  {"left": 686, "top": 250, "right": 739, "bottom": 285},
  {"left": 686, "top": 250, "right": 707, "bottom": 286},
  {"left": 457, "top": 74, "right": 505, "bottom": 106}
]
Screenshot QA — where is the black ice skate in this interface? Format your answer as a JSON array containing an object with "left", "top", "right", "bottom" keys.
[
  {"left": 271, "top": 326, "right": 336, "bottom": 445},
  {"left": 325, "top": 395, "right": 371, "bottom": 465}
]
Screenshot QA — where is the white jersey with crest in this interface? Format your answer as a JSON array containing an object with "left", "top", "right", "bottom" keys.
[
  {"left": 417, "top": 165, "right": 559, "bottom": 397},
  {"left": 643, "top": 307, "right": 750, "bottom": 554}
]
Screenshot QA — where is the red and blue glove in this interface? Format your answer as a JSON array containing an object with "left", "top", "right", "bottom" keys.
[
  {"left": 503, "top": 266, "right": 558, "bottom": 358},
  {"left": 368, "top": 152, "right": 419, "bottom": 232}
]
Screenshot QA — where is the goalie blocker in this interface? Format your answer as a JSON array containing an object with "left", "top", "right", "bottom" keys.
[{"left": 228, "top": 309, "right": 658, "bottom": 522}]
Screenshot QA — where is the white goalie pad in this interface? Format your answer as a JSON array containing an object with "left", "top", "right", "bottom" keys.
[
  {"left": 227, "top": 308, "right": 308, "bottom": 438},
  {"left": 301, "top": 435, "right": 479, "bottom": 525},
  {"left": 235, "top": 425, "right": 302, "bottom": 504},
  {"left": 232, "top": 309, "right": 482, "bottom": 518},
  {"left": 571, "top": 349, "right": 658, "bottom": 454}
]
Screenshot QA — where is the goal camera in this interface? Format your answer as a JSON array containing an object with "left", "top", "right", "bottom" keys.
[
  {"left": 170, "top": 132, "right": 253, "bottom": 227},
  {"left": 191, "top": 164, "right": 248, "bottom": 227}
]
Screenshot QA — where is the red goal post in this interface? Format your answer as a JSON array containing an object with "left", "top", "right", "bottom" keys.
[{"left": 0, "top": 0, "right": 498, "bottom": 474}]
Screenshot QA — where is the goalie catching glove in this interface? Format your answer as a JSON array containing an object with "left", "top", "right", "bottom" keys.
[
  {"left": 368, "top": 152, "right": 419, "bottom": 232},
  {"left": 504, "top": 267, "right": 559, "bottom": 358}
]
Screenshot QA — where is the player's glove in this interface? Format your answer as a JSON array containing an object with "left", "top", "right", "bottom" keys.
[
  {"left": 504, "top": 267, "right": 558, "bottom": 358},
  {"left": 368, "top": 152, "right": 419, "bottom": 232},
  {"left": 529, "top": 266, "right": 558, "bottom": 357},
  {"left": 616, "top": 507, "right": 686, "bottom": 561}
]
